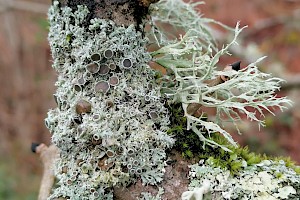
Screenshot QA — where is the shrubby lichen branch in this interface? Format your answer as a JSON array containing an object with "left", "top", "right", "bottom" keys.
[{"left": 149, "top": 0, "right": 292, "bottom": 149}]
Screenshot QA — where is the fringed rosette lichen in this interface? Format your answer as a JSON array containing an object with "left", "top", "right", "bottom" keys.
[{"left": 45, "top": 2, "right": 174, "bottom": 199}]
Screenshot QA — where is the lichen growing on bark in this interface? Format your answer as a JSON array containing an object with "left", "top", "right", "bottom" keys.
[
  {"left": 44, "top": 0, "right": 298, "bottom": 199},
  {"left": 46, "top": 2, "right": 174, "bottom": 199}
]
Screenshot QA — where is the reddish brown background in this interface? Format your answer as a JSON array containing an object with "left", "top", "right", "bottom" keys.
[{"left": 0, "top": 0, "right": 299, "bottom": 199}]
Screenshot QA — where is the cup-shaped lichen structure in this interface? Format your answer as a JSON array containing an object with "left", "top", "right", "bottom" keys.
[{"left": 45, "top": 2, "right": 174, "bottom": 199}]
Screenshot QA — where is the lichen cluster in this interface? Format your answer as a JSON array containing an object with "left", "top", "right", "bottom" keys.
[
  {"left": 45, "top": 2, "right": 174, "bottom": 199},
  {"left": 45, "top": 0, "right": 299, "bottom": 199},
  {"left": 188, "top": 159, "right": 300, "bottom": 199},
  {"left": 150, "top": 0, "right": 291, "bottom": 150}
]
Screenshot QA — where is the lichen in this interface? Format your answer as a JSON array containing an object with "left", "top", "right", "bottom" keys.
[
  {"left": 46, "top": 2, "right": 174, "bottom": 199},
  {"left": 182, "top": 180, "right": 210, "bottom": 200},
  {"left": 188, "top": 159, "right": 300, "bottom": 199},
  {"left": 150, "top": 0, "right": 292, "bottom": 150},
  {"left": 45, "top": 0, "right": 298, "bottom": 199},
  {"left": 139, "top": 187, "right": 164, "bottom": 200}
]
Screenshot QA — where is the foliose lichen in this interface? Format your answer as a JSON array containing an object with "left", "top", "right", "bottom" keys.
[
  {"left": 46, "top": 1, "right": 174, "bottom": 199},
  {"left": 188, "top": 159, "right": 300, "bottom": 199},
  {"left": 139, "top": 187, "right": 164, "bottom": 200}
]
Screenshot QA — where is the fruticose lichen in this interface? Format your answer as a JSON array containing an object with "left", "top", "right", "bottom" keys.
[
  {"left": 46, "top": 1, "right": 174, "bottom": 199},
  {"left": 150, "top": 0, "right": 292, "bottom": 150}
]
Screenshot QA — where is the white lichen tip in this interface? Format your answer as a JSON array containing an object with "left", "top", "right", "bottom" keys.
[
  {"left": 181, "top": 180, "right": 210, "bottom": 200},
  {"left": 274, "top": 186, "right": 297, "bottom": 199}
]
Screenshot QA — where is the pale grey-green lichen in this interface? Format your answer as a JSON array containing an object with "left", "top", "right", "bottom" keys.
[
  {"left": 46, "top": 1, "right": 174, "bottom": 199},
  {"left": 149, "top": 0, "right": 292, "bottom": 150},
  {"left": 45, "top": 0, "right": 297, "bottom": 199},
  {"left": 188, "top": 160, "right": 300, "bottom": 199},
  {"left": 182, "top": 179, "right": 210, "bottom": 200},
  {"left": 139, "top": 187, "right": 164, "bottom": 200}
]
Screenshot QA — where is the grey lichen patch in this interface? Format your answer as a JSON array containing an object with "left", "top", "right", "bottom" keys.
[
  {"left": 188, "top": 159, "right": 300, "bottom": 199},
  {"left": 140, "top": 187, "right": 165, "bottom": 200},
  {"left": 46, "top": 2, "right": 174, "bottom": 199}
]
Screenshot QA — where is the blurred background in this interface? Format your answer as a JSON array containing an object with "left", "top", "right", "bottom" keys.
[{"left": 0, "top": 0, "right": 299, "bottom": 199}]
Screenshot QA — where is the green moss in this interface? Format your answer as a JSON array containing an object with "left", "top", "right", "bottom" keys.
[
  {"left": 275, "top": 172, "right": 283, "bottom": 178},
  {"left": 66, "top": 34, "right": 72, "bottom": 42},
  {"left": 167, "top": 103, "right": 300, "bottom": 175},
  {"left": 167, "top": 103, "right": 243, "bottom": 172},
  {"left": 294, "top": 166, "right": 300, "bottom": 174},
  {"left": 166, "top": 103, "right": 203, "bottom": 159}
]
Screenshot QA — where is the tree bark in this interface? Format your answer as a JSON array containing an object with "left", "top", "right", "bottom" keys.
[
  {"left": 113, "top": 150, "right": 192, "bottom": 199},
  {"left": 56, "top": 0, "right": 159, "bottom": 27}
]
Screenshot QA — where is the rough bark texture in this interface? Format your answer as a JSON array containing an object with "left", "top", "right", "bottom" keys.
[
  {"left": 113, "top": 150, "right": 192, "bottom": 199},
  {"left": 56, "top": 0, "right": 159, "bottom": 27}
]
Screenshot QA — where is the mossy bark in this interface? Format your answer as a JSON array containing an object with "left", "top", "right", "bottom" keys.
[{"left": 56, "top": 0, "right": 159, "bottom": 27}]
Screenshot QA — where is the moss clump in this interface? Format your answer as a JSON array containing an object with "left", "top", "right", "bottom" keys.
[
  {"left": 166, "top": 103, "right": 203, "bottom": 159},
  {"left": 167, "top": 102, "right": 300, "bottom": 175}
]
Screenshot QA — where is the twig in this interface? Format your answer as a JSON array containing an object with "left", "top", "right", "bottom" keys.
[{"left": 35, "top": 144, "right": 59, "bottom": 200}]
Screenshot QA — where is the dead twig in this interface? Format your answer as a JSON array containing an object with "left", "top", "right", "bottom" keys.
[{"left": 34, "top": 143, "right": 59, "bottom": 200}]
